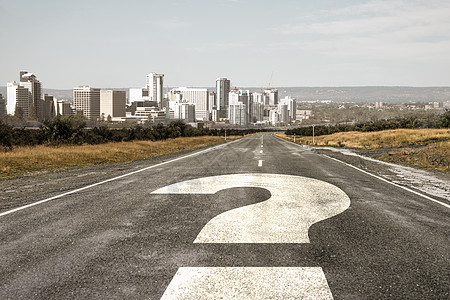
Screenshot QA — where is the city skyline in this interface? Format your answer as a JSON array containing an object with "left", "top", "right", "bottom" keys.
[{"left": 1, "top": 0, "right": 449, "bottom": 89}]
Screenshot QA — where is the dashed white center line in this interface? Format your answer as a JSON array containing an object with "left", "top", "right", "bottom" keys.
[
  {"left": 260, "top": 150, "right": 263, "bottom": 154},
  {"left": 261, "top": 145, "right": 263, "bottom": 148},
  {"left": 258, "top": 160, "right": 263, "bottom": 167}
]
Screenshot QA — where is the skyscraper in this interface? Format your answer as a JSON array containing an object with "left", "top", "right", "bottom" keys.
[
  {"left": 264, "top": 88, "right": 278, "bottom": 106},
  {"left": 73, "top": 86, "right": 100, "bottom": 120},
  {"left": 216, "top": 77, "right": 230, "bottom": 118},
  {"left": 170, "top": 87, "right": 209, "bottom": 121},
  {"left": 7, "top": 81, "right": 31, "bottom": 118},
  {"left": 100, "top": 90, "right": 126, "bottom": 119},
  {"left": 20, "top": 72, "right": 42, "bottom": 119},
  {"left": 146, "top": 73, "right": 164, "bottom": 108},
  {"left": 229, "top": 103, "right": 247, "bottom": 126}
]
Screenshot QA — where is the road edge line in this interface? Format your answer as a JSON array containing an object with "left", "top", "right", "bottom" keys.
[
  {"left": 0, "top": 137, "right": 246, "bottom": 218},
  {"left": 322, "top": 154, "right": 450, "bottom": 209},
  {"left": 274, "top": 134, "right": 450, "bottom": 209}
]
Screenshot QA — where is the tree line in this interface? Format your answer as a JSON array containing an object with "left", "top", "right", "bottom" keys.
[
  {"left": 285, "top": 110, "right": 450, "bottom": 137},
  {"left": 0, "top": 115, "right": 270, "bottom": 151}
]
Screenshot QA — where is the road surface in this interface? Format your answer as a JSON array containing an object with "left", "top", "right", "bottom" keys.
[{"left": 0, "top": 133, "right": 448, "bottom": 299}]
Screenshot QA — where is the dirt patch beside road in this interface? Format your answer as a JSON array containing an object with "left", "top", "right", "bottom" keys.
[{"left": 312, "top": 146, "right": 450, "bottom": 201}]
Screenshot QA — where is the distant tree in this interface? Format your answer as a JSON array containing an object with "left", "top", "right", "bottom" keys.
[
  {"left": 14, "top": 106, "right": 24, "bottom": 119},
  {"left": 0, "top": 120, "right": 13, "bottom": 151},
  {"left": 43, "top": 114, "right": 87, "bottom": 145},
  {"left": 28, "top": 103, "right": 37, "bottom": 120}
]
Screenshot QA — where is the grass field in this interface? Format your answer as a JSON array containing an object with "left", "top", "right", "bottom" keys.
[
  {"left": 378, "top": 141, "right": 449, "bottom": 172},
  {"left": 277, "top": 129, "right": 450, "bottom": 172},
  {"left": 0, "top": 136, "right": 239, "bottom": 179},
  {"left": 277, "top": 128, "right": 449, "bottom": 149}
]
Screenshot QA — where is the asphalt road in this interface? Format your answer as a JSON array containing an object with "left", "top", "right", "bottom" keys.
[{"left": 0, "top": 133, "right": 449, "bottom": 299}]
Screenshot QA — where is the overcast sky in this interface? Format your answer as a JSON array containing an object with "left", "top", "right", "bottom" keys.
[{"left": 1, "top": 0, "right": 449, "bottom": 89}]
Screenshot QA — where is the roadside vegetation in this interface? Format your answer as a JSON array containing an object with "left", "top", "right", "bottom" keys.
[
  {"left": 286, "top": 110, "right": 449, "bottom": 137},
  {"left": 278, "top": 129, "right": 449, "bottom": 172},
  {"left": 0, "top": 115, "right": 265, "bottom": 178},
  {"left": 0, "top": 115, "right": 268, "bottom": 151},
  {"left": 278, "top": 129, "right": 449, "bottom": 149},
  {"left": 0, "top": 135, "right": 242, "bottom": 179}
]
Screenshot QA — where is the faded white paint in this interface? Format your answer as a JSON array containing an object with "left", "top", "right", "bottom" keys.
[
  {"left": 151, "top": 173, "right": 350, "bottom": 243},
  {"left": 160, "top": 267, "right": 333, "bottom": 299},
  {"left": 258, "top": 160, "right": 263, "bottom": 167}
]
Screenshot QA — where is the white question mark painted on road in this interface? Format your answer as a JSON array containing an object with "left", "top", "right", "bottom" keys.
[{"left": 153, "top": 173, "right": 350, "bottom": 299}]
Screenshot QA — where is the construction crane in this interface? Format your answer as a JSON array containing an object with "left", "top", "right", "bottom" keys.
[
  {"left": 267, "top": 71, "right": 274, "bottom": 90},
  {"left": 261, "top": 71, "right": 274, "bottom": 94}
]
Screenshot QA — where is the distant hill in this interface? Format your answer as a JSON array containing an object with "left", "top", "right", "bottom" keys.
[
  {"left": 1, "top": 86, "right": 449, "bottom": 103},
  {"left": 275, "top": 86, "right": 450, "bottom": 103}
]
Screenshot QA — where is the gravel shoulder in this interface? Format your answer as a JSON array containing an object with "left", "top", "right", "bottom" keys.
[{"left": 312, "top": 146, "right": 450, "bottom": 202}]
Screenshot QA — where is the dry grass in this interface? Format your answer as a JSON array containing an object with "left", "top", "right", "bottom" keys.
[
  {"left": 0, "top": 136, "right": 240, "bottom": 179},
  {"left": 277, "top": 128, "right": 450, "bottom": 149},
  {"left": 277, "top": 129, "right": 450, "bottom": 172},
  {"left": 378, "top": 141, "right": 450, "bottom": 172}
]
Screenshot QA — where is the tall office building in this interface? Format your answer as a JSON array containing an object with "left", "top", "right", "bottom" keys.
[
  {"left": 40, "top": 94, "right": 56, "bottom": 121},
  {"left": 0, "top": 93, "right": 6, "bottom": 116},
  {"left": 229, "top": 89, "right": 252, "bottom": 125},
  {"left": 216, "top": 77, "right": 230, "bottom": 118},
  {"left": 171, "top": 87, "right": 209, "bottom": 121},
  {"left": 19, "top": 72, "right": 42, "bottom": 119},
  {"left": 208, "top": 91, "right": 218, "bottom": 121},
  {"left": 279, "top": 96, "right": 297, "bottom": 123},
  {"left": 129, "top": 87, "right": 150, "bottom": 103},
  {"left": 7, "top": 81, "right": 32, "bottom": 118},
  {"left": 229, "top": 103, "right": 247, "bottom": 126},
  {"left": 279, "top": 104, "right": 289, "bottom": 123},
  {"left": 174, "top": 103, "right": 196, "bottom": 122},
  {"left": 100, "top": 90, "right": 126, "bottom": 118},
  {"left": 251, "top": 102, "right": 264, "bottom": 123},
  {"left": 6, "top": 71, "right": 42, "bottom": 118},
  {"left": 146, "top": 73, "right": 164, "bottom": 108},
  {"left": 73, "top": 86, "right": 100, "bottom": 120},
  {"left": 55, "top": 100, "right": 72, "bottom": 116},
  {"left": 264, "top": 88, "right": 278, "bottom": 106},
  {"left": 6, "top": 82, "right": 19, "bottom": 115}
]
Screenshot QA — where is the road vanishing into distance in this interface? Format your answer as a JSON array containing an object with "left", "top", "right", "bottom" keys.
[{"left": 0, "top": 133, "right": 449, "bottom": 299}]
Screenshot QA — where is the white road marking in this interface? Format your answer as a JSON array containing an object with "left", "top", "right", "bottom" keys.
[
  {"left": 151, "top": 173, "right": 350, "bottom": 243},
  {"left": 154, "top": 173, "right": 345, "bottom": 298},
  {"left": 322, "top": 155, "right": 450, "bottom": 209},
  {"left": 160, "top": 267, "right": 333, "bottom": 300},
  {"left": 275, "top": 134, "right": 450, "bottom": 209},
  {"left": 258, "top": 160, "right": 263, "bottom": 167},
  {"left": 261, "top": 144, "right": 263, "bottom": 148},
  {"left": 0, "top": 138, "right": 246, "bottom": 218},
  {"left": 260, "top": 150, "right": 263, "bottom": 154}
]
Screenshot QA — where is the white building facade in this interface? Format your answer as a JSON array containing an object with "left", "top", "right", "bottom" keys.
[
  {"left": 171, "top": 87, "right": 209, "bottom": 121},
  {"left": 73, "top": 86, "right": 100, "bottom": 120},
  {"left": 100, "top": 90, "right": 126, "bottom": 118}
]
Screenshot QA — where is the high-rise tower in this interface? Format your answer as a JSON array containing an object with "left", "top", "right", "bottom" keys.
[
  {"left": 146, "top": 73, "right": 164, "bottom": 108},
  {"left": 73, "top": 86, "right": 100, "bottom": 120},
  {"left": 20, "top": 72, "right": 42, "bottom": 119},
  {"left": 216, "top": 77, "right": 230, "bottom": 118}
]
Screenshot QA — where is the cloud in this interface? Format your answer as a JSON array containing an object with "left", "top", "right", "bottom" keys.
[{"left": 273, "top": 0, "right": 450, "bottom": 62}]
